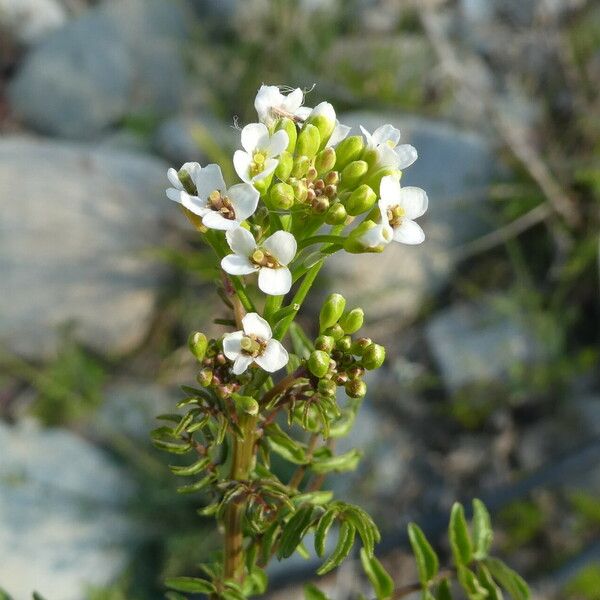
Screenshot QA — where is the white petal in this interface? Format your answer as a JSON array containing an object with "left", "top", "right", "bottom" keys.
[
  {"left": 309, "top": 101, "right": 336, "bottom": 122},
  {"left": 360, "top": 222, "right": 393, "bottom": 248},
  {"left": 252, "top": 158, "right": 278, "bottom": 182},
  {"left": 360, "top": 125, "right": 375, "bottom": 148},
  {"left": 328, "top": 123, "right": 351, "bottom": 147},
  {"left": 255, "top": 339, "right": 289, "bottom": 372},
  {"left": 258, "top": 267, "right": 292, "bottom": 295},
  {"left": 392, "top": 219, "right": 425, "bottom": 245},
  {"left": 166, "top": 187, "right": 181, "bottom": 201},
  {"left": 295, "top": 106, "right": 312, "bottom": 120},
  {"left": 226, "top": 227, "right": 256, "bottom": 256},
  {"left": 283, "top": 88, "right": 304, "bottom": 113},
  {"left": 379, "top": 175, "right": 401, "bottom": 207},
  {"left": 262, "top": 231, "right": 297, "bottom": 265},
  {"left": 233, "top": 354, "right": 253, "bottom": 375},
  {"left": 233, "top": 150, "right": 252, "bottom": 183},
  {"left": 398, "top": 186, "right": 428, "bottom": 220},
  {"left": 167, "top": 168, "right": 182, "bottom": 189},
  {"left": 168, "top": 189, "right": 209, "bottom": 216},
  {"left": 377, "top": 143, "right": 402, "bottom": 168},
  {"left": 242, "top": 313, "right": 272, "bottom": 340},
  {"left": 194, "top": 164, "right": 226, "bottom": 200},
  {"left": 222, "top": 330, "right": 243, "bottom": 360},
  {"left": 201, "top": 210, "right": 239, "bottom": 231},
  {"left": 394, "top": 144, "right": 418, "bottom": 170},
  {"left": 255, "top": 85, "right": 283, "bottom": 122},
  {"left": 181, "top": 162, "right": 202, "bottom": 182},
  {"left": 228, "top": 183, "right": 259, "bottom": 221},
  {"left": 221, "top": 254, "right": 257, "bottom": 276},
  {"left": 241, "top": 122, "right": 270, "bottom": 153},
  {"left": 265, "top": 129, "right": 289, "bottom": 157},
  {"left": 372, "top": 124, "right": 401, "bottom": 147}
]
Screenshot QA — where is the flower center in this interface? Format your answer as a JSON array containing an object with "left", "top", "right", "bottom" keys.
[
  {"left": 250, "top": 150, "right": 268, "bottom": 178},
  {"left": 250, "top": 248, "right": 280, "bottom": 269},
  {"left": 386, "top": 204, "right": 405, "bottom": 228},
  {"left": 240, "top": 334, "right": 267, "bottom": 357},
  {"left": 208, "top": 190, "right": 236, "bottom": 220}
]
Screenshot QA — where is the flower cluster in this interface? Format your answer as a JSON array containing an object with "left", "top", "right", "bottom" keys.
[{"left": 167, "top": 84, "right": 428, "bottom": 376}]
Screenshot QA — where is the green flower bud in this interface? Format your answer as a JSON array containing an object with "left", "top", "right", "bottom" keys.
[
  {"left": 274, "top": 151, "right": 294, "bottom": 180},
  {"left": 335, "top": 136, "right": 365, "bottom": 171},
  {"left": 343, "top": 220, "right": 387, "bottom": 254},
  {"left": 188, "top": 332, "right": 208, "bottom": 361},
  {"left": 305, "top": 102, "right": 336, "bottom": 148},
  {"left": 361, "top": 147, "right": 379, "bottom": 169},
  {"left": 323, "top": 323, "right": 345, "bottom": 341},
  {"left": 296, "top": 123, "right": 321, "bottom": 159},
  {"left": 362, "top": 343, "right": 386, "bottom": 370},
  {"left": 366, "top": 167, "right": 401, "bottom": 193},
  {"left": 312, "top": 196, "right": 330, "bottom": 214},
  {"left": 197, "top": 368, "right": 213, "bottom": 387},
  {"left": 318, "top": 378, "right": 337, "bottom": 397},
  {"left": 336, "top": 335, "right": 352, "bottom": 352},
  {"left": 314, "top": 147, "right": 336, "bottom": 175},
  {"left": 345, "top": 379, "right": 367, "bottom": 399},
  {"left": 339, "top": 308, "right": 364, "bottom": 334},
  {"left": 291, "top": 155, "right": 311, "bottom": 178},
  {"left": 291, "top": 178, "right": 308, "bottom": 203},
  {"left": 348, "top": 365, "right": 365, "bottom": 380},
  {"left": 275, "top": 117, "right": 297, "bottom": 153},
  {"left": 232, "top": 393, "right": 259, "bottom": 416},
  {"left": 345, "top": 184, "right": 377, "bottom": 216},
  {"left": 325, "top": 202, "right": 347, "bottom": 225},
  {"left": 269, "top": 182, "right": 295, "bottom": 210},
  {"left": 319, "top": 293, "right": 346, "bottom": 331},
  {"left": 339, "top": 160, "right": 369, "bottom": 191},
  {"left": 350, "top": 337, "right": 372, "bottom": 356},
  {"left": 315, "top": 334, "right": 335, "bottom": 353},
  {"left": 308, "top": 350, "right": 330, "bottom": 378}
]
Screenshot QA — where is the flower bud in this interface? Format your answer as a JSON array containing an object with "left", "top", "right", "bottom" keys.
[
  {"left": 291, "top": 178, "right": 308, "bottom": 203},
  {"left": 325, "top": 202, "right": 347, "bottom": 225},
  {"left": 345, "top": 379, "right": 367, "bottom": 399},
  {"left": 362, "top": 343, "right": 386, "bottom": 370},
  {"left": 312, "top": 196, "right": 329, "bottom": 214},
  {"left": 343, "top": 220, "right": 387, "bottom": 254},
  {"left": 340, "top": 160, "right": 369, "bottom": 191},
  {"left": 306, "top": 102, "right": 336, "bottom": 147},
  {"left": 348, "top": 365, "right": 365, "bottom": 380},
  {"left": 296, "top": 123, "right": 321, "bottom": 159},
  {"left": 315, "top": 334, "right": 335, "bottom": 353},
  {"left": 232, "top": 393, "right": 259, "bottom": 416},
  {"left": 361, "top": 147, "right": 379, "bottom": 169},
  {"left": 345, "top": 184, "right": 377, "bottom": 216},
  {"left": 197, "top": 368, "right": 213, "bottom": 387},
  {"left": 269, "top": 182, "right": 295, "bottom": 210},
  {"left": 339, "top": 308, "right": 364, "bottom": 334},
  {"left": 291, "top": 155, "right": 311, "bottom": 179},
  {"left": 336, "top": 335, "right": 352, "bottom": 352},
  {"left": 275, "top": 151, "right": 294, "bottom": 180},
  {"left": 275, "top": 117, "right": 297, "bottom": 153},
  {"left": 351, "top": 337, "right": 372, "bottom": 356},
  {"left": 323, "top": 323, "right": 345, "bottom": 341},
  {"left": 335, "top": 136, "right": 365, "bottom": 171},
  {"left": 314, "top": 147, "right": 336, "bottom": 175},
  {"left": 188, "top": 331, "right": 208, "bottom": 361},
  {"left": 308, "top": 350, "right": 330, "bottom": 378},
  {"left": 319, "top": 293, "right": 346, "bottom": 331},
  {"left": 318, "top": 378, "right": 337, "bottom": 397}
]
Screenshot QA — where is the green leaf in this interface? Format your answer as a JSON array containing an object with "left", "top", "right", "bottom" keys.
[
  {"left": 267, "top": 425, "right": 307, "bottom": 464},
  {"left": 152, "top": 439, "right": 192, "bottom": 455},
  {"left": 0, "top": 589, "right": 13, "bottom": 600},
  {"left": 436, "top": 579, "right": 454, "bottom": 600},
  {"left": 450, "top": 502, "right": 473, "bottom": 567},
  {"left": 457, "top": 566, "right": 488, "bottom": 600},
  {"left": 176, "top": 474, "right": 214, "bottom": 494},
  {"left": 310, "top": 448, "right": 363, "bottom": 474},
  {"left": 169, "top": 457, "right": 210, "bottom": 477},
  {"left": 315, "top": 508, "right": 337, "bottom": 557},
  {"left": 165, "top": 592, "right": 188, "bottom": 600},
  {"left": 478, "top": 564, "right": 504, "bottom": 600},
  {"left": 259, "top": 521, "right": 281, "bottom": 566},
  {"left": 472, "top": 499, "right": 493, "bottom": 560},
  {"left": 346, "top": 506, "right": 380, "bottom": 558},
  {"left": 483, "top": 558, "right": 530, "bottom": 600},
  {"left": 408, "top": 522, "right": 439, "bottom": 586},
  {"left": 360, "top": 548, "right": 394, "bottom": 600},
  {"left": 317, "top": 520, "right": 356, "bottom": 575},
  {"left": 165, "top": 577, "right": 215, "bottom": 593},
  {"left": 304, "top": 583, "right": 331, "bottom": 600},
  {"left": 293, "top": 490, "right": 334, "bottom": 506},
  {"left": 278, "top": 505, "right": 316, "bottom": 558},
  {"left": 245, "top": 566, "right": 268, "bottom": 595}
]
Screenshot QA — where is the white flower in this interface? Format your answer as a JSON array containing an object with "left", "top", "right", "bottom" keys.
[
  {"left": 360, "top": 124, "right": 418, "bottom": 170},
  {"left": 223, "top": 313, "right": 289, "bottom": 375},
  {"left": 233, "top": 123, "right": 289, "bottom": 184},
  {"left": 255, "top": 85, "right": 305, "bottom": 125},
  {"left": 166, "top": 162, "right": 202, "bottom": 195},
  {"left": 359, "top": 221, "right": 393, "bottom": 249},
  {"left": 221, "top": 228, "right": 297, "bottom": 295},
  {"left": 167, "top": 163, "right": 259, "bottom": 231},
  {"left": 375, "top": 175, "right": 428, "bottom": 245},
  {"left": 297, "top": 101, "right": 351, "bottom": 147}
]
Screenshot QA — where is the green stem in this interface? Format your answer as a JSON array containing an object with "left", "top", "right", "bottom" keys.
[
  {"left": 229, "top": 276, "right": 256, "bottom": 314},
  {"left": 297, "top": 234, "right": 345, "bottom": 250}
]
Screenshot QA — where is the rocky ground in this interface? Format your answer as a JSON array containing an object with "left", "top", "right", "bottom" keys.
[{"left": 0, "top": 0, "right": 598, "bottom": 599}]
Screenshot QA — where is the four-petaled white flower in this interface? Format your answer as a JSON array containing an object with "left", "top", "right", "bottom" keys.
[
  {"left": 373, "top": 175, "right": 428, "bottom": 245},
  {"left": 360, "top": 124, "right": 418, "bottom": 170},
  {"left": 233, "top": 123, "right": 289, "bottom": 184},
  {"left": 221, "top": 228, "right": 297, "bottom": 295},
  {"left": 167, "top": 163, "right": 259, "bottom": 231},
  {"left": 255, "top": 85, "right": 305, "bottom": 125},
  {"left": 223, "top": 313, "right": 289, "bottom": 375},
  {"left": 166, "top": 161, "right": 201, "bottom": 195}
]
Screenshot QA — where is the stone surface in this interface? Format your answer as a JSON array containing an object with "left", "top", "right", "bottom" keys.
[
  {"left": 8, "top": 0, "right": 191, "bottom": 139},
  {"left": 0, "top": 420, "right": 138, "bottom": 599},
  {"left": 0, "top": 0, "right": 67, "bottom": 45},
  {"left": 323, "top": 113, "right": 497, "bottom": 329},
  {"left": 0, "top": 136, "right": 171, "bottom": 359}
]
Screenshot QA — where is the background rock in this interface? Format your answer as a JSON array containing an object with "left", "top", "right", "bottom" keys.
[
  {"left": 0, "top": 0, "right": 67, "bottom": 46},
  {"left": 0, "top": 136, "right": 171, "bottom": 359}
]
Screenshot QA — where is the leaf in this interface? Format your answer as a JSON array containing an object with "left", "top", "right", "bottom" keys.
[
  {"left": 360, "top": 548, "right": 394, "bottom": 600},
  {"left": 152, "top": 439, "right": 192, "bottom": 455},
  {"left": 478, "top": 564, "right": 504, "bottom": 600},
  {"left": 310, "top": 448, "right": 363, "bottom": 474},
  {"left": 449, "top": 502, "right": 473, "bottom": 567},
  {"left": 176, "top": 474, "right": 214, "bottom": 494},
  {"left": 259, "top": 521, "right": 280, "bottom": 566},
  {"left": 408, "top": 522, "right": 439, "bottom": 586},
  {"left": 267, "top": 425, "right": 307, "bottom": 464},
  {"left": 245, "top": 566, "right": 268, "bottom": 595},
  {"left": 289, "top": 322, "right": 314, "bottom": 358},
  {"left": 165, "top": 593, "right": 188, "bottom": 600},
  {"left": 457, "top": 566, "right": 488, "bottom": 600},
  {"left": 346, "top": 506, "right": 380, "bottom": 558},
  {"left": 315, "top": 508, "right": 338, "bottom": 557},
  {"left": 169, "top": 457, "right": 211, "bottom": 477},
  {"left": 165, "top": 577, "right": 215, "bottom": 593},
  {"left": 278, "top": 505, "right": 316, "bottom": 558},
  {"left": 293, "top": 490, "right": 334, "bottom": 506},
  {"left": 317, "top": 520, "right": 356, "bottom": 575},
  {"left": 436, "top": 579, "right": 454, "bottom": 600},
  {"left": 0, "top": 590, "right": 13, "bottom": 600},
  {"left": 304, "top": 583, "right": 331, "bottom": 600},
  {"left": 472, "top": 499, "right": 493, "bottom": 560},
  {"left": 483, "top": 558, "right": 530, "bottom": 600}
]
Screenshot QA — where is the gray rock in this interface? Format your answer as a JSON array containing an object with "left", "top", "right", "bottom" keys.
[
  {"left": 324, "top": 113, "right": 497, "bottom": 327},
  {"left": 0, "top": 136, "right": 171, "bottom": 359},
  {"left": 0, "top": 0, "right": 67, "bottom": 45},
  {"left": 424, "top": 296, "right": 546, "bottom": 392},
  {"left": 0, "top": 420, "right": 138, "bottom": 599},
  {"left": 8, "top": 0, "right": 191, "bottom": 139}
]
